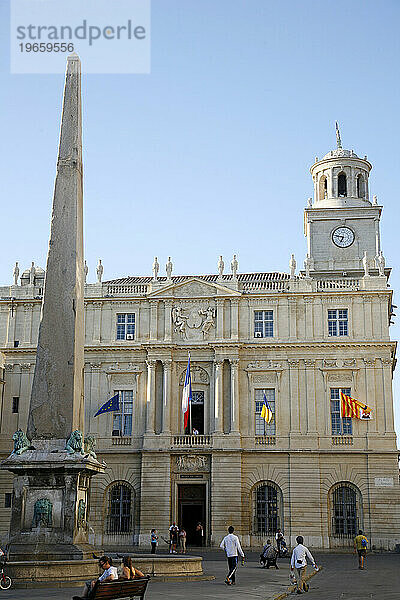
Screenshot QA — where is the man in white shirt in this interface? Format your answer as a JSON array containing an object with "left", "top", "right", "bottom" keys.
[
  {"left": 220, "top": 526, "right": 245, "bottom": 586},
  {"left": 290, "top": 536, "right": 317, "bottom": 594},
  {"left": 73, "top": 556, "right": 118, "bottom": 599}
]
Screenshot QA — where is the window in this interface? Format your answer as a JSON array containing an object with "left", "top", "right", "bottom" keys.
[
  {"left": 331, "top": 388, "right": 352, "bottom": 435},
  {"left": 331, "top": 484, "right": 359, "bottom": 538},
  {"left": 190, "top": 391, "right": 204, "bottom": 434},
  {"left": 319, "top": 175, "right": 328, "bottom": 200},
  {"left": 106, "top": 483, "right": 132, "bottom": 534},
  {"left": 112, "top": 391, "right": 133, "bottom": 436},
  {"left": 116, "top": 313, "right": 135, "bottom": 340},
  {"left": 255, "top": 389, "right": 276, "bottom": 435},
  {"left": 328, "top": 309, "right": 348, "bottom": 336},
  {"left": 254, "top": 311, "right": 273, "bottom": 338},
  {"left": 254, "top": 482, "right": 281, "bottom": 535},
  {"left": 357, "top": 174, "right": 365, "bottom": 198},
  {"left": 338, "top": 172, "right": 347, "bottom": 197},
  {"left": 12, "top": 396, "right": 19, "bottom": 413},
  {"left": 5, "top": 493, "right": 12, "bottom": 508}
]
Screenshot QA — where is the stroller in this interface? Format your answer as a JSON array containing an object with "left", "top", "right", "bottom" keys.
[{"left": 260, "top": 541, "right": 279, "bottom": 569}]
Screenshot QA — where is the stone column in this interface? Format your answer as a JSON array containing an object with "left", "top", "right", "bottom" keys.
[
  {"left": 162, "top": 359, "right": 172, "bottom": 433},
  {"left": 214, "top": 360, "right": 223, "bottom": 433},
  {"left": 304, "top": 359, "right": 317, "bottom": 434},
  {"left": 89, "top": 362, "right": 102, "bottom": 436},
  {"left": 364, "top": 358, "right": 378, "bottom": 435},
  {"left": 145, "top": 359, "right": 156, "bottom": 433},
  {"left": 23, "top": 303, "right": 34, "bottom": 346},
  {"left": 6, "top": 302, "right": 16, "bottom": 347},
  {"left": 304, "top": 297, "right": 314, "bottom": 339},
  {"left": 288, "top": 297, "right": 297, "bottom": 340},
  {"left": 288, "top": 360, "right": 300, "bottom": 436},
  {"left": 382, "top": 358, "right": 395, "bottom": 434},
  {"left": 374, "top": 218, "right": 380, "bottom": 255},
  {"left": 164, "top": 300, "right": 173, "bottom": 342},
  {"left": 229, "top": 359, "right": 239, "bottom": 433},
  {"left": 363, "top": 297, "right": 373, "bottom": 339},
  {"left": 149, "top": 301, "right": 158, "bottom": 341},
  {"left": 92, "top": 302, "right": 102, "bottom": 343},
  {"left": 20, "top": 363, "right": 33, "bottom": 429},
  {"left": 216, "top": 299, "right": 224, "bottom": 339},
  {"left": 230, "top": 299, "right": 239, "bottom": 341}
]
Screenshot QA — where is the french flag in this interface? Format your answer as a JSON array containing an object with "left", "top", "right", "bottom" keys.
[{"left": 182, "top": 354, "right": 192, "bottom": 429}]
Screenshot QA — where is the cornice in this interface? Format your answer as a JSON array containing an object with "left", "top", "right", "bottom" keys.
[{"left": 1, "top": 340, "right": 396, "bottom": 354}]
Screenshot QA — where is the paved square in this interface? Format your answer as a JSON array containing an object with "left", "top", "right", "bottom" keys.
[{"left": 1, "top": 551, "right": 399, "bottom": 600}]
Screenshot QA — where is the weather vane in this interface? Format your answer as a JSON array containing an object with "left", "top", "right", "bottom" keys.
[{"left": 335, "top": 121, "right": 342, "bottom": 149}]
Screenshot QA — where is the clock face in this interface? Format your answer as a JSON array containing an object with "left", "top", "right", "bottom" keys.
[{"left": 332, "top": 227, "right": 355, "bottom": 248}]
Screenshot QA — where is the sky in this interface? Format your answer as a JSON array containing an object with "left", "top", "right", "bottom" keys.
[{"left": 1, "top": 0, "right": 400, "bottom": 439}]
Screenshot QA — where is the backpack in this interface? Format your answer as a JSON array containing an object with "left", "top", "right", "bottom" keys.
[{"left": 361, "top": 537, "right": 367, "bottom": 548}]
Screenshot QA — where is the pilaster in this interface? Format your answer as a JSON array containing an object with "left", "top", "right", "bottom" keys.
[
  {"left": 229, "top": 359, "right": 239, "bottom": 433},
  {"left": 145, "top": 359, "right": 156, "bottom": 434}
]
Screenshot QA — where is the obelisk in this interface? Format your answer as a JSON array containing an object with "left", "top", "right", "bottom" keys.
[
  {"left": 1, "top": 55, "right": 105, "bottom": 572},
  {"left": 28, "top": 52, "right": 84, "bottom": 444}
]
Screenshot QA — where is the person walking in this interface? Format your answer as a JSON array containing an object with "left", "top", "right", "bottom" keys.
[
  {"left": 150, "top": 529, "right": 158, "bottom": 554},
  {"left": 220, "top": 525, "right": 245, "bottom": 586},
  {"left": 354, "top": 530, "right": 368, "bottom": 569},
  {"left": 290, "top": 536, "right": 317, "bottom": 594}
]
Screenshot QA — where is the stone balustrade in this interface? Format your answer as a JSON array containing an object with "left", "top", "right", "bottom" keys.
[{"left": 173, "top": 435, "right": 211, "bottom": 447}]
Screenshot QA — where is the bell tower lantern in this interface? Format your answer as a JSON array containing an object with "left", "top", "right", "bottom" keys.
[
  {"left": 311, "top": 123, "right": 372, "bottom": 207},
  {"left": 304, "top": 124, "right": 382, "bottom": 276}
]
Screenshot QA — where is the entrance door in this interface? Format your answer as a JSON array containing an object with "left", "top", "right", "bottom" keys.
[{"left": 178, "top": 484, "right": 206, "bottom": 546}]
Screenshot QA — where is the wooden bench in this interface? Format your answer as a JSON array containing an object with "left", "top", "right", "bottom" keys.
[{"left": 90, "top": 577, "right": 150, "bottom": 600}]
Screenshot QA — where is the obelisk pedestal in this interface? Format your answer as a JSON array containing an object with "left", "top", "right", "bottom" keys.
[{"left": 1, "top": 55, "right": 105, "bottom": 580}]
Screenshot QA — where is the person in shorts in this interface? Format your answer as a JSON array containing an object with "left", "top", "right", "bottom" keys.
[{"left": 354, "top": 530, "right": 368, "bottom": 569}]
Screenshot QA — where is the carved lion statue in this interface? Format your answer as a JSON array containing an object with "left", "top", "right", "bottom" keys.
[
  {"left": 65, "top": 430, "right": 84, "bottom": 455},
  {"left": 11, "top": 429, "right": 31, "bottom": 456},
  {"left": 84, "top": 435, "right": 97, "bottom": 459}
]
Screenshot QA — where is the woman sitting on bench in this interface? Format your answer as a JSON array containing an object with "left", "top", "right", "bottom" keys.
[{"left": 119, "top": 556, "right": 145, "bottom": 580}]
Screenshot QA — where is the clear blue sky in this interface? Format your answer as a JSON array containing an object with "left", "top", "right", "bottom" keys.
[{"left": 1, "top": 0, "right": 400, "bottom": 439}]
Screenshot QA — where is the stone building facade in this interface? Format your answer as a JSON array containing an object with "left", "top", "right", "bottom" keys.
[{"left": 0, "top": 142, "right": 399, "bottom": 550}]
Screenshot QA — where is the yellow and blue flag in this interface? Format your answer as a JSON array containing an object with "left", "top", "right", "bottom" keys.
[
  {"left": 260, "top": 393, "right": 273, "bottom": 424},
  {"left": 94, "top": 393, "right": 120, "bottom": 417}
]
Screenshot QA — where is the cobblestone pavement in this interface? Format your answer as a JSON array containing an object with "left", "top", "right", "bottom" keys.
[{"left": 1, "top": 551, "right": 399, "bottom": 599}]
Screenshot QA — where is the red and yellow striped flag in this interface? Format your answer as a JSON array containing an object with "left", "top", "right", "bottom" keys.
[{"left": 340, "top": 392, "right": 373, "bottom": 420}]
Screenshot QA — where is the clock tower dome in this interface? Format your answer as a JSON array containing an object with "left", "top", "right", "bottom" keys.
[{"left": 304, "top": 124, "right": 382, "bottom": 276}]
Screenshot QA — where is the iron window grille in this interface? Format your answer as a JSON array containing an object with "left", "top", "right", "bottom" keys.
[
  {"left": 331, "top": 485, "right": 359, "bottom": 538},
  {"left": 254, "top": 483, "right": 280, "bottom": 536},
  {"left": 106, "top": 483, "right": 133, "bottom": 534}
]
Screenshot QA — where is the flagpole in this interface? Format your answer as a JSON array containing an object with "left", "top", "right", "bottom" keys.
[{"left": 188, "top": 352, "right": 191, "bottom": 434}]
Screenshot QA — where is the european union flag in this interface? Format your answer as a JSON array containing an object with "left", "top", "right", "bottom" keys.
[{"left": 94, "top": 393, "right": 120, "bottom": 417}]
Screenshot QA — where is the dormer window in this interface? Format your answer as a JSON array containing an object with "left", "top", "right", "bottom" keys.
[
  {"left": 357, "top": 174, "right": 365, "bottom": 198},
  {"left": 338, "top": 172, "right": 347, "bottom": 197}
]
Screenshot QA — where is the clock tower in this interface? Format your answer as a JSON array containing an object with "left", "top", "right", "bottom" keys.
[{"left": 304, "top": 125, "right": 383, "bottom": 276}]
